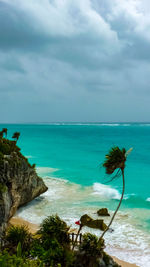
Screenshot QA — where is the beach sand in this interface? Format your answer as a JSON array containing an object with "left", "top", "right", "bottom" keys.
[
  {"left": 9, "top": 217, "right": 39, "bottom": 234},
  {"left": 9, "top": 216, "right": 138, "bottom": 267},
  {"left": 112, "top": 256, "right": 138, "bottom": 267}
]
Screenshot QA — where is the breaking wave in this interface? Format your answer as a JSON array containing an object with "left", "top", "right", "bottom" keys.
[{"left": 93, "top": 183, "right": 121, "bottom": 200}]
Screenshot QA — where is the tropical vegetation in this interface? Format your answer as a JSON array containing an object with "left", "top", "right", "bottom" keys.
[
  {"left": 0, "top": 214, "right": 119, "bottom": 267},
  {"left": 0, "top": 128, "right": 34, "bottom": 168}
]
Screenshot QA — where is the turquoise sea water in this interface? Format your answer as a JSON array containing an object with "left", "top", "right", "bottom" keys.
[{"left": 1, "top": 123, "right": 150, "bottom": 266}]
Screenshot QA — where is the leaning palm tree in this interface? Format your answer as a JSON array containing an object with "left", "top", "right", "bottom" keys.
[
  {"left": 12, "top": 132, "right": 20, "bottom": 142},
  {"left": 2, "top": 128, "right": 7, "bottom": 138},
  {"left": 99, "top": 146, "right": 132, "bottom": 240}
]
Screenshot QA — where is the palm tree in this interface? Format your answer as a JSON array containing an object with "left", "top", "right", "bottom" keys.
[
  {"left": 2, "top": 128, "right": 7, "bottom": 138},
  {"left": 12, "top": 132, "right": 20, "bottom": 142},
  {"left": 99, "top": 146, "right": 132, "bottom": 240}
]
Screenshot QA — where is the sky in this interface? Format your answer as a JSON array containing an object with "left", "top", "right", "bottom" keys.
[{"left": 0, "top": 0, "right": 150, "bottom": 123}]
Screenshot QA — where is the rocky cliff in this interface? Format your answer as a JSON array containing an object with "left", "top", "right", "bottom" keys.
[{"left": 0, "top": 136, "right": 48, "bottom": 236}]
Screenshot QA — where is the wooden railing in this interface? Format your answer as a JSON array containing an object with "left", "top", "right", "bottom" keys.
[{"left": 69, "top": 233, "right": 82, "bottom": 245}]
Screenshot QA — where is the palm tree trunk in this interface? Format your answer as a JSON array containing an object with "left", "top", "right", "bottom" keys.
[{"left": 99, "top": 169, "right": 125, "bottom": 241}]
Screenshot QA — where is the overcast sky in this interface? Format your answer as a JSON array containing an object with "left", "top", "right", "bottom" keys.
[{"left": 0, "top": 0, "right": 150, "bottom": 123}]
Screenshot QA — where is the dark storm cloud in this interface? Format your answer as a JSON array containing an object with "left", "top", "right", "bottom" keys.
[{"left": 0, "top": 0, "right": 150, "bottom": 122}]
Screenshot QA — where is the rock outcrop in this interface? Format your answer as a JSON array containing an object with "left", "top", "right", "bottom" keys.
[
  {"left": 97, "top": 208, "right": 110, "bottom": 217},
  {"left": 80, "top": 214, "right": 107, "bottom": 231},
  {"left": 0, "top": 139, "right": 48, "bottom": 236}
]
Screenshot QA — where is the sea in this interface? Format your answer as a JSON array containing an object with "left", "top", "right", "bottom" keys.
[{"left": 1, "top": 123, "right": 150, "bottom": 267}]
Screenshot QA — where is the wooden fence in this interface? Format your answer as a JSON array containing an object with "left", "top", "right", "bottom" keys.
[{"left": 69, "top": 233, "right": 82, "bottom": 245}]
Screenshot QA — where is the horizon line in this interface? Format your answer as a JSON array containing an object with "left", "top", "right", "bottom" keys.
[{"left": 1, "top": 121, "right": 150, "bottom": 124}]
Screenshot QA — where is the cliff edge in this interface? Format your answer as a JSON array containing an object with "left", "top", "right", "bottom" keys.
[{"left": 0, "top": 133, "right": 48, "bottom": 236}]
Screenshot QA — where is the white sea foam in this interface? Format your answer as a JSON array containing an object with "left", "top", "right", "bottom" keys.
[
  {"left": 25, "top": 155, "right": 34, "bottom": 159},
  {"left": 104, "top": 215, "right": 150, "bottom": 267},
  {"left": 36, "top": 167, "right": 58, "bottom": 176},
  {"left": 93, "top": 183, "right": 121, "bottom": 200},
  {"left": 100, "top": 123, "right": 120, "bottom": 126},
  {"left": 16, "top": 177, "right": 150, "bottom": 267},
  {"left": 146, "top": 197, "right": 150, "bottom": 201}
]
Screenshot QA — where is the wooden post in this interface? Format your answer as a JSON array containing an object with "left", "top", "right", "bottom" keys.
[
  {"left": 72, "top": 225, "right": 82, "bottom": 251},
  {"left": 72, "top": 233, "right": 74, "bottom": 243},
  {"left": 79, "top": 233, "right": 82, "bottom": 244}
]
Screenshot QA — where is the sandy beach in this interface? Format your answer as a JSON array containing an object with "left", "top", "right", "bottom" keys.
[
  {"left": 9, "top": 217, "right": 39, "bottom": 234},
  {"left": 9, "top": 216, "right": 139, "bottom": 267}
]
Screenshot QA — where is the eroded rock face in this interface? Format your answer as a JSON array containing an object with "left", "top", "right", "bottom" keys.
[{"left": 0, "top": 152, "right": 48, "bottom": 236}]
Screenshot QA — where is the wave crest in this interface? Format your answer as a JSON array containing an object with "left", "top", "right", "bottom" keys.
[{"left": 92, "top": 183, "right": 121, "bottom": 200}]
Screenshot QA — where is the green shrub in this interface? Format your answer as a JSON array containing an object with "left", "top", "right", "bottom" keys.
[
  {"left": 75, "top": 233, "right": 105, "bottom": 267},
  {"left": 0, "top": 139, "right": 18, "bottom": 155},
  {"left": 39, "top": 215, "right": 70, "bottom": 248},
  {"left": 30, "top": 215, "right": 74, "bottom": 266},
  {"left": 30, "top": 238, "right": 63, "bottom": 266},
  {"left": 6, "top": 225, "right": 31, "bottom": 252},
  {"left": 0, "top": 251, "right": 44, "bottom": 267},
  {"left": 30, "top": 237, "right": 74, "bottom": 267},
  {"left": 0, "top": 132, "right": 34, "bottom": 169},
  {"left": 79, "top": 233, "right": 104, "bottom": 257}
]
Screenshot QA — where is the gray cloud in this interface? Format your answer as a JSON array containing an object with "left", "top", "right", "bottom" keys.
[{"left": 0, "top": 0, "right": 150, "bottom": 123}]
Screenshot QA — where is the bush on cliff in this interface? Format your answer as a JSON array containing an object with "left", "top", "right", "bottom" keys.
[
  {"left": 0, "top": 129, "right": 34, "bottom": 168},
  {"left": 38, "top": 215, "right": 70, "bottom": 248},
  {"left": 30, "top": 215, "right": 74, "bottom": 266},
  {"left": 6, "top": 225, "right": 32, "bottom": 253}
]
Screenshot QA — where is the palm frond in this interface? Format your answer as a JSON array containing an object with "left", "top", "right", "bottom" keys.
[
  {"left": 103, "top": 147, "right": 126, "bottom": 175},
  {"left": 104, "top": 169, "right": 122, "bottom": 183}
]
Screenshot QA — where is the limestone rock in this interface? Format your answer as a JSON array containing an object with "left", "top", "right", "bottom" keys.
[
  {"left": 0, "top": 152, "right": 48, "bottom": 236},
  {"left": 97, "top": 208, "right": 110, "bottom": 217},
  {"left": 80, "top": 214, "right": 107, "bottom": 231}
]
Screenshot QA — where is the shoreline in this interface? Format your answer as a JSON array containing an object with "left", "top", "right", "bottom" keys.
[{"left": 9, "top": 216, "right": 138, "bottom": 267}]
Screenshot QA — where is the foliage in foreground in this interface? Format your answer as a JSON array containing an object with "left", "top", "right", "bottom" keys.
[
  {"left": 74, "top": 233, "right": 105, "bottom": 267},
  {"left": 6, "top": 225, "right": 31, "bottom": 252},
  {"left": 0, "top": 250, "right": 43, "bottom": 267},
  {"left": 31, "top": 215, "right": 74, "bottom": 266},
  {"left": 0, "top": 215, "right": 119, "bottom": 267}
]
